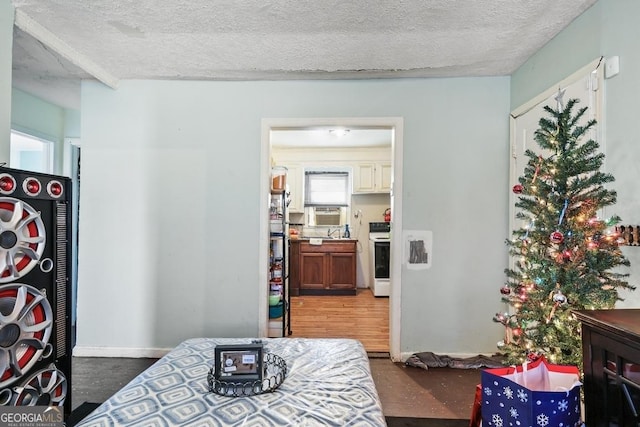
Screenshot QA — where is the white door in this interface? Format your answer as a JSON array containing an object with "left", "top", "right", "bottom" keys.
[{"left": 509, "top": 59, "right": 603, "bottom": 269}]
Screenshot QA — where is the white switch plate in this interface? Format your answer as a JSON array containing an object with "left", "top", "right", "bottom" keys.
[{"left": 605, "top": 56, "right": 620, "bottom": 79}]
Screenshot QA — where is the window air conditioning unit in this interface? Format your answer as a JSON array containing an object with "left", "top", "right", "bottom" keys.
[{"left": 314, "top": 207, "right": 341, "bottom": 226}]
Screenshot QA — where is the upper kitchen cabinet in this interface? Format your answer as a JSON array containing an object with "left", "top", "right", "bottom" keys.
[
  {"left": 353, "top": 162, "right": 392, "bottom": 194},
  {"left": 271, "top": 145, "right": 392, "bottom": 200},
  {"left": 285, "top": 164, "right": 303, "bottom": 213}
]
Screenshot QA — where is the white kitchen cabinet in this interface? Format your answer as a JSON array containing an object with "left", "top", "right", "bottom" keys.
[
  {"left": 284, "top": 164, "right": 303, "bottom": 212},
  {"left": 377, "top": 162, "right": 392, "bottom": 192},
  {"left": 353, "top": 162, "right": 392, "bottom": 194}
]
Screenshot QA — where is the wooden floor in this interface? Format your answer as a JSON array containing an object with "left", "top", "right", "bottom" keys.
[{"left": 288, "top": 287, "right": 389, "bottom": 353}]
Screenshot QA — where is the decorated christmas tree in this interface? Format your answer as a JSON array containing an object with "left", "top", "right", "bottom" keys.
[{"left": 494, "top": 93, "right": 634, "bottom": 367}]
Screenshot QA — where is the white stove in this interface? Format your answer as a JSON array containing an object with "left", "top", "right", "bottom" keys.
[{"left": 369, "top": 222, "right": 390, "bottom": 297}]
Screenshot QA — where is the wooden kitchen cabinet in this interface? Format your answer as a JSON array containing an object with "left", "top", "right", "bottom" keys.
[
  {"left": 289, "top": 240, "right": 357, "bottom": 295},
  {"left": 300, "top": 252, "right": 325, "bottom": 290},
  {"left": 327, "top": 252, "right": 357, "bottom": 290},
  {"left": 574, "top": 309, "right": 640, "bottom": 426}
]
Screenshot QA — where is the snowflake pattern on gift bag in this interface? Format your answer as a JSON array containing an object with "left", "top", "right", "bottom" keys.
[{"left": 481, "top": 364, "right": 582, "bottom": 427}]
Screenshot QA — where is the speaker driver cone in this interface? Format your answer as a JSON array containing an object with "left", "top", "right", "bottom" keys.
[
  {"left": 0, "top": 198, "right": 46, "bottom": 282},
  {"left": 0, "top": 174, "right": 16, "bottom": 196},
  {"left": 0, "top": 284, "right": 53, "bottom": 388},
  {"left": 12, "top": 364, "right": 67, "bottom": 406}
]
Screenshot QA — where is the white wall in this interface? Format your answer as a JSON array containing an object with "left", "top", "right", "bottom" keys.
[
  {"left": 511, "top": 0, "right": 640, "bottom": 308},
  {"left": 77, "top": 77, "right": 510, "bottom": 356}
]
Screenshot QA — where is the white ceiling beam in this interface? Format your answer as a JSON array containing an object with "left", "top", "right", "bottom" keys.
[{"left": 14, "top": 9, "right": 119, "bottom": 90}]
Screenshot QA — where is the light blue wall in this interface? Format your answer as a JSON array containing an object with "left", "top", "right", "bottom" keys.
[
  {"left": 11, "top": 88, "right": 65, "bottom": 142},
  {"left": 77, "top": 77, "right": 510, "bottom": 354},
  {"left": 0, "top": 0, "right": 13, "bottom": 163},
  {"left": 599, "top": 0, "right": 640, "bottom": 307},
  {"left": 64, "top": 108, "right": 81, "bottom": 138},
  {"left": 510, "top": 2, "right": 602, "bottom": 110},
  {"left": 511, "top": 0, "right": 640, "bottom": 307},
  {"left": 11, "top": 88, "right": 80, "bottom": 174}
]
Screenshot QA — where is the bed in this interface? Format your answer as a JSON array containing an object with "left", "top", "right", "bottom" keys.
[{"left": 75, "top": 337, "right": 386, "bottom": 426}]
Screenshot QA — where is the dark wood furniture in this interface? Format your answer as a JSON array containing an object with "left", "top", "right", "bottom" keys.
[
  {"left": 574, "top": 309, "right": 640, "bottom": 426},
  {"left": 289, "top": 239, "right": 357, "bottom": 296}
]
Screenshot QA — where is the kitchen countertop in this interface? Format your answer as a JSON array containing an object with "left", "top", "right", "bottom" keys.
[{"left": 292, "top": 237, "right": 358, "bottom": 242}]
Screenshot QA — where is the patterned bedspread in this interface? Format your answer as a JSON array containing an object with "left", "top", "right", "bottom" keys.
[{"left": 75, "top": 337, "right": 386, "bottom": 426}]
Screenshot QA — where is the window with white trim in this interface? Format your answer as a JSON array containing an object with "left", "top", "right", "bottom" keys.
[
  {"left": 10, "top": 131, "right": 54, "bottom": 174},
  {"left": 304, "top": 170, "right": 350, "bottom": 227},
  {"left": 304, "top": 171, "right": 349, "bottom": 207}
]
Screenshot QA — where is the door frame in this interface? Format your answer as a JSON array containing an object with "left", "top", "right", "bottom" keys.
[
  {"left": 64, "top": 137, "right": 81, "bottom": 345},
  {"left": 259, "top": 117, "right": 404, "bottom": 361},
  {"left": 509, "top": 57, "right": 604, "bottom": 272}
]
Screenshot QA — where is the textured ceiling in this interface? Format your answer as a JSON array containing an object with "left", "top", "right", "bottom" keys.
[{"left": 10, "top": 0, "right": 597, "bottom": 109}]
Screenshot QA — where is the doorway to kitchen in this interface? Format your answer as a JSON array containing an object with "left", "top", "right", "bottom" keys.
[{"left": 259, "top": 117, "right": 403, "bottom": 360}]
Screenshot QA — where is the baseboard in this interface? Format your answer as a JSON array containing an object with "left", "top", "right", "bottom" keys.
[
  {"left": 73, "top": 346, "right": 172, "bottom": 358},
  {"left": 74, "top": 346, "right": 494, "bottom": 361}
]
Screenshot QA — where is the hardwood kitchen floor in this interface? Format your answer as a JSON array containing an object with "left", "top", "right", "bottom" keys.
[{"left": 288, "top": 287, "right": 390, "bottom": 353}]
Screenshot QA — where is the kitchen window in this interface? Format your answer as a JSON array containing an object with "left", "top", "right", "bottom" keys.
[
  {"left": 304, "top": 171, "right": 349, "bottom": 207},
  {"left": 304, "top": 170, "right": 350, "bottom": 227}
]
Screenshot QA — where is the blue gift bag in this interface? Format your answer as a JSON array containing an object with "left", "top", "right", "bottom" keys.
[{"left": 481, "top": 357, "right": 582, "bottom": 427}]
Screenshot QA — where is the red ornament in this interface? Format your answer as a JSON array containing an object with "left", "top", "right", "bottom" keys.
[
  {"left": 500, "top": 286, "right": 511, "bottom": 295},
  {"left": 527, "top": 352, "right": 542, "bottom": 362},
  {"left": 512, "top": 184, "right": 524, "bottom": 194},
  {"left": 550, "top": 231, "right": 564, "bottom": 244}
]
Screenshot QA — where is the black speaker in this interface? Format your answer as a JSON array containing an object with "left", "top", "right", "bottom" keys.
[{"left": 0, "top": 167, "right": 72, "bottom": 418}]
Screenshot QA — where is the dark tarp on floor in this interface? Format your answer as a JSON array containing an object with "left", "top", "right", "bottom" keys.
[{"left": 405, "top": 351, "right": 505, "bottom": 370}]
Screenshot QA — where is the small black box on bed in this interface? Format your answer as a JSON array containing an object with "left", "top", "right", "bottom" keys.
[{"left": 214, "top": 343, "right": 264, "bottom": 383}]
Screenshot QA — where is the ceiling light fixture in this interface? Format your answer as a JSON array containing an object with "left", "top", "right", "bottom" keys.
[{"left": 329, "top": 129, "right": 350, "bottom": 138}]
